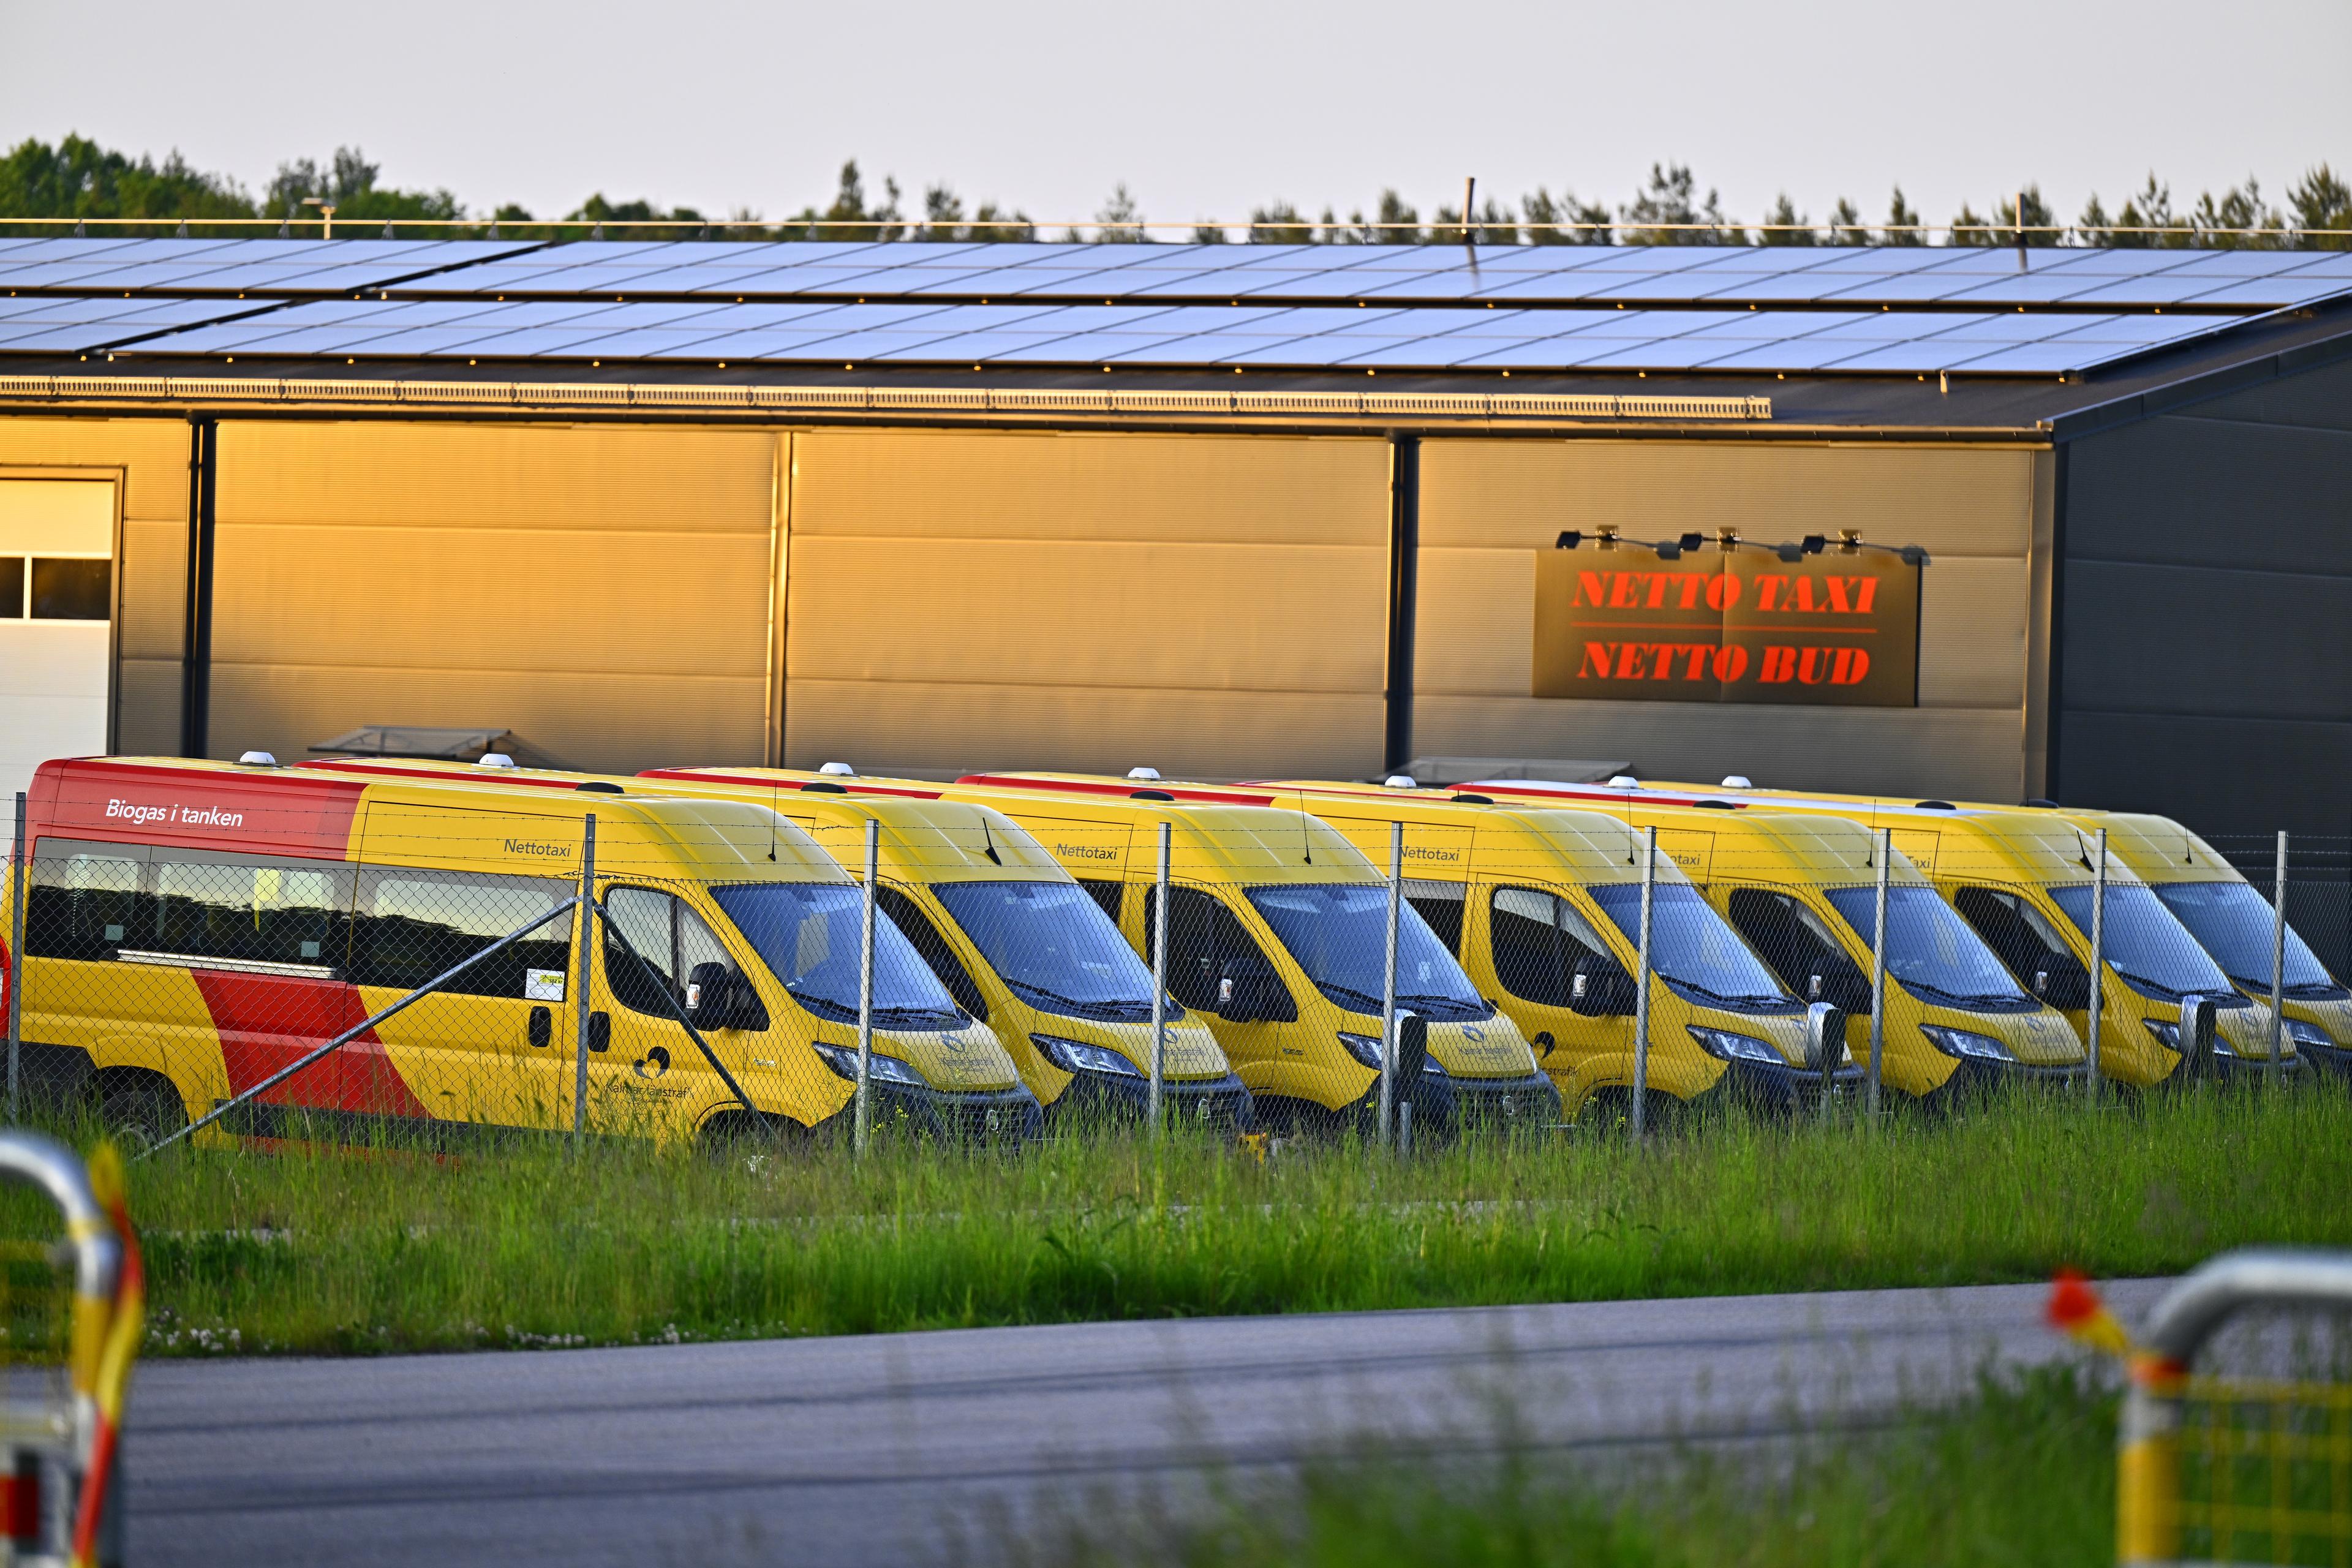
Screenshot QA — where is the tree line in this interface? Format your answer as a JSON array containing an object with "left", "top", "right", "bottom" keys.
[{"left": 3, "top": 134, "right": 2346, "bottom": 249}]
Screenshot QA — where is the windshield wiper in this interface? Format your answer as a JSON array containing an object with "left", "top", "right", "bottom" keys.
[
  {"left": 2109, "top": 968, "right": 2191, "bottom": 998},
  {"left": 1012, "top": 981, "right": 1150, "bottom": 1019},
  {"left": 1317, "top": 982, "right": 1389, "bottom": 1012},
  {"left": 1670, "top": 977, "right": 1792, "bottom": 1009}
]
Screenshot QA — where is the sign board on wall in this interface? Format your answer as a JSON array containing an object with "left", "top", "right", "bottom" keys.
[{"left": 1532, "top": 545, "right": 1922, "bottom": 706}]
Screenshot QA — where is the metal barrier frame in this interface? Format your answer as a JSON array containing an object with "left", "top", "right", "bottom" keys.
[{"left": 2120, "top": 1248, "right": 2352, "bottom": 1565}]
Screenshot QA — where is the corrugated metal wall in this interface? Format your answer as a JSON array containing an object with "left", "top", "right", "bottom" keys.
[
  {"left": 207, "top": 421, "right": 777, "bottom": 772},
  {"left": 0, "top": 415, "right": 186, "bottom": 753},
  {"left": 782, "top": 428, "right": 1392, "bottom": 778},
  {"left": 2057, "top": 352, "right": 2352, "bottom": 836},
  {"left": 1414, "top": 439, "right": 2041, "bottom": 799}
]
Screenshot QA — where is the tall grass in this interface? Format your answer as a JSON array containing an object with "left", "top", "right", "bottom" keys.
[
  {"left": 21, "top": 1085, "right": 2348, "bottom": 1356},
  {"left": 986, "top": 1365, "right": 2118, "bottom": 1568}
]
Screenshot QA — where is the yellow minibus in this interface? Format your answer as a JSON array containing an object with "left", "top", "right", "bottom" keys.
[
  {"left": 3, "top": 756, "right": 1039, "bottom": 1148},
  {"left": 640, "top": 766, "right": 1558, "bottom": 1139},
  {"left": 1237, "top": 780, "right": 2084, "bottom": 1106},
  {"left": 1452, "top": 778, "right": 2283, "bottom": 1087},
  {"left": 301, "top": 758, "right": 1251, "bottom": 1129}
]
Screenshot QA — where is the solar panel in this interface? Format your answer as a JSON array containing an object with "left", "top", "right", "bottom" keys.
[{"left": 31, "top": 287, "right": 2281, "bottom": 378}]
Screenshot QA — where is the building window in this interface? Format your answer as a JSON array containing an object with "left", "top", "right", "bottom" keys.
[{"left": 24, "top": 558, "right": 110, "bottom": 620}]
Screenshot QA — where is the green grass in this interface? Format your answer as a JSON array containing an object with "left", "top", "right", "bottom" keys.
[
  {"left": 13, "top": 1084, "right": 2347, "bottom": 1357},
  {"left": 988, "top": 1365, "right": 2118, "bottom": 1568}
]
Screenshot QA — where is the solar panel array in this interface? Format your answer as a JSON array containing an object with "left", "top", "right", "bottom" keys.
[
  {"left": 0, "top": 238, "right": 536, "bottom": 298},
  {"left": 405, "top": 239, "right": 2352, "bottom": 312},
  {"left": 82, "top": 294, "right": 2229, "bottom": 375},
  {"left": 2, "top": 236, "right": 2344, "bottom": 376}
]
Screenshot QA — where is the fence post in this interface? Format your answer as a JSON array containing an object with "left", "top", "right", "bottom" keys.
[
  {"left": 1631, "top": 826, "right": 1656, "bottom": 1142},
  {"left": 855, "top": 817, "right": 877, "bottom": 1156},
  {"left": 1149, "top": 821, "right": 1169, "bottom": 1139},
  {"left": 570, "top": 813, "right": 597, "bottom": 1148},
  {"left": 7, "top": 792, "right": 25, "bottom": 1121},
  {"left": 1866, "top": 827, "right": 1889, "bottom": 1121},
  {"left": 1381, "top": 821, "right": 1402, "bottom": 1152},
  {"left": 2086, "top": 828, "right": 2106, "bottom": 1104},
  {"left": 2270, "top": 829, "right": 2288, "bottom": 1088}
]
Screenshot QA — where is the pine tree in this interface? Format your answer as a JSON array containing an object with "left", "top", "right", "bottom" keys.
[
  {"left": 1623, "top": 163, "right": 1743, "bottom": 245},
  {"left": 2192, "top": 176, "right": 2285, "bottom": 249},
  {"left": 1248, "top": 202, "right": 1314, "bottom": 244},
  {"left": 1094, "top": 182, "right": 1147, "bottom": 242},
  {"left": 2289, "top": 165, "right": 2351, "bottom": 249},
  {"left": 2111, "top": 175, "right": 2192, "bottom": 249},
  {"left": 1760, "top": 193, "right": 1816, "bottom": 246},
  {"left": 1827, "top": 197, "right": 1866, "bottom": 246},
  {"left": 1521, "top": 187, "right": 1610, "bottom": 245},
  {"left": 1883, "top": 186, "right": 1924, "bottom": 246}
]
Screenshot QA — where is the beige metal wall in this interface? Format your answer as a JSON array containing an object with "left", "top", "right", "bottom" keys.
[
  {"left": 1415, "top": 439, "right": 2041, "bottom": 799},
  {"left": 0, "top": 415, "right": 187, "bottom": 755},
  {"left": 783, "top": 428, "right": 1392, "bottom": 778},
  {"left": 208, "top": 421, "right": 777, "bottom": 772}
]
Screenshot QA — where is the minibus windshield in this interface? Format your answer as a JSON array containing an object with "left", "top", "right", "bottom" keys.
[
  {"left": 1825, "top": 885, "right": 2032, "bottom": 1007},
  {"left": 1243, "top": 884, "right": 1491, "bottom": 1020},
  {"left": 2151, "top": 881, "right": 2338, "bottom": 994},
  {"left": 1588, "top": 884, "right": 1795, "bottom": 1008},
  {"left": 2048, "top": 884, "right": 2234, "bottom": 1000},
  {"left": 710, "top": 883, "right": 966, "bottom": 1027},
  {"left": 933, "top": 880, "right": 1174, "bottom": 1023}
]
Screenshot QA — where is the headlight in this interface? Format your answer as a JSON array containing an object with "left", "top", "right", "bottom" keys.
[
  {"left": 1337, "top": 1031, "right": 1447, "bottom": 1073},
  {"left": 2286, "top": 1019, "right": 2335, "bottom": 1051},
  {"left": 1687, "top": 1026, "right": 1785, "bottom": 1065},
  {"left": 811, "top": 1041, "right": 929, "bottom": 1087},
  {"left": 2145, "top": 1017, "right": 2239, "bottom": 1057},
  {"left": 1921, "top": 1024, "right": 2019, "bottom": 1062},
  {"left": 1030, "top": 1033, "right": 1142, "bottom": 1078}
]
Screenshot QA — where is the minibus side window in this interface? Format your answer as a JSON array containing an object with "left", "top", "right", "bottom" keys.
[
  {"left": 1405, "top": 880, "right": 1467, "bottom": 957},
  {"left": 351, "top": 870, "right": 570, "bottom": 998},
  {"left": 1956, "top": 888, "right": 2070, "bottom": 987},
  {"left": 1725, "top": 889, "right": 1870, "bottom": 1012},
  {"left": 599, "top": 887, "right": 761, "bottom": 1023},
  {"left": 875, "top": 887, "right": 989, "bottom": 1022},
  {"left": 1143, "top": 886, "right": 1292, "bottom": 1019},
  {"left": 1076, "top": 878, "right": 1123, "bottom": 925},
  {"left": 26, "top": 852, "right": 143, "bottom": 961},
  {"left": 1489, "top": 887, "right": 1616, "bottom": 1006}
]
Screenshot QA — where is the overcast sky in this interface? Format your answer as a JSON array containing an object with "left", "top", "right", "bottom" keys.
[{"left": 6, "top": 0, "right": 2348, "bottom": 230}]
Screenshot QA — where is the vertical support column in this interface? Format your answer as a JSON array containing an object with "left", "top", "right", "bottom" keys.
[
  {"left": 855, "top": 817, "right": 878, "bottom": 1155},
  {"left": 1383, "top": 435, "right": 1420, "bottom": 777},
  {"left": 2087, "top": 828, "right": 2106, "bottom": 1103},
  {"left": 1381, "top": 821, "right": 1402, "bottom": 1150},
  {"left": 570, "top": 814, "right": 597, "bottom": 1148},
  {"left": 6, "top": 792, "right": 24, "bottom": 1120},
  {"left": 1866, "top": 827, "right": 1890, "bottom": 1120},
  {"left": 1631, "top": 827, "right": 1656, "bottom": 1141},
  {"left": 179, "top": 417, "right": 217, "bottom": 760},
  {"left": 2267, "top": 832, "right": 2286, "bottom": 1090},
  {"left": 1148, "top": 821, "right": 1170, "bottom": 1139}
]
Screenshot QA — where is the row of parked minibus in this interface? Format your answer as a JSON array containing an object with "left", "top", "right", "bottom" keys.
[{"left": 1, "top": 752, "right": 2339, "bottom": 1151}]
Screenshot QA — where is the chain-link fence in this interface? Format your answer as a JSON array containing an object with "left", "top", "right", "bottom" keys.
[{"left": 3, "top": 771, "right": 2348, "bottom": 1167}]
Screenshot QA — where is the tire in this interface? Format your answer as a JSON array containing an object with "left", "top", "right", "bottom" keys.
[
  {"left": 96, "top": 1070, "right": 187, "bottom": 1155},
  {"left": 696, "top": 1108, "right": 807, "bottom": 1164}
]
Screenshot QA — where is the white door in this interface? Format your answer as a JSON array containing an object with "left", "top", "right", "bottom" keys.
[{"left": 0, "top": 481, "right": 115, "bottom": 805}]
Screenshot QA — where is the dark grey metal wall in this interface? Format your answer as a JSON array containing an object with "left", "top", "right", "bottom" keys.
[
  {"left": 2054, "top": 349, "right": 2352, "bottom": 967},
  {"left": 2054, "top": 350, "right": 2352, "bottom": 836}
]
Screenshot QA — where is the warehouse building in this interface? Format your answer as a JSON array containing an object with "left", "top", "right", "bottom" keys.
[{"left": 0, "top": 235, "right": 2348, "bottom": 856}]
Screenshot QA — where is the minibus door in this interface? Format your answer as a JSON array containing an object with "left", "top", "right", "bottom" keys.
[
  {"left": 1144, "top": 885, "right": 1299, "bottom": 1099},
  {"left": 596, "top": 886, "right": 758, "bottom": 1139}
]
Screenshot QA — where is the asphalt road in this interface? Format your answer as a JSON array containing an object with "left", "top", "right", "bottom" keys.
[{"left": 125, "top": 1277, "right": 2171, "bottom": 1566}]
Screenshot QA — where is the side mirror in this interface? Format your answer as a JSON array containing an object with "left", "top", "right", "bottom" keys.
[
  {"left": 685, "top": 962, "right": 766, "bottom": 1031},
  {"left": 1216, "top": 957, "right": 1289, "bottom": 1023},
  {"left": 2177, "top": 993, "right": 2218, "bottom": 1080},
  {"left": 1567, "top": 953, "right": 1637, "bottom": 1017},
  {"left": 2032, "top": 957, "right": 2092, "bottom": 1012},
  {"left": 1393, "top": 1012, "right": 1429, "bottom": 1080},
  {"left": 1806, "top": 1001, "right": 1849, "bottom": 1074}
]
